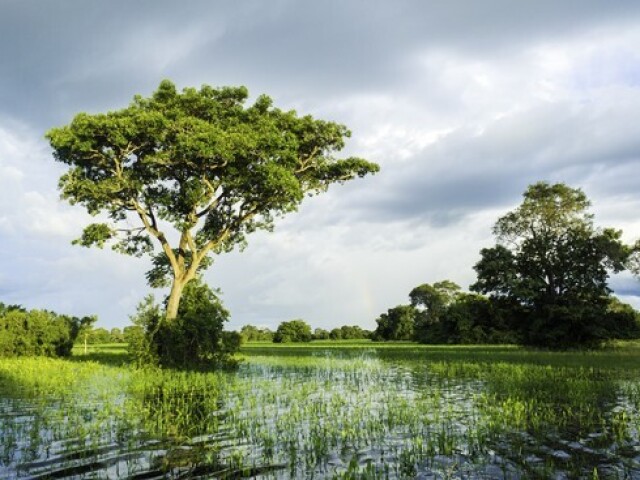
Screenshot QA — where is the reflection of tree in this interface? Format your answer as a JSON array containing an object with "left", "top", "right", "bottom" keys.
[
  {"left": 130, "top": 379, "right": 225, "bottom": 440},
  {"left": 125, "top": 374, "right": 233, "bottom": 477}
]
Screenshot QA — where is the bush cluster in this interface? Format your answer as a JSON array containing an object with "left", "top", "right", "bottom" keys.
[
  {"left": 238, "top": 323, "right": 373, "bottom": 343},
  {"left": 128, "top": 280, "right": 240, "bottom": 369},
  {"left": 239, "top": 325, "right": 274, "bottom": 342},
  {"left": 0, "top": 303, "right": 87, "bottom": 357},
  {"left": 273, "top": 319, "right": 312, "bottom": 343}
]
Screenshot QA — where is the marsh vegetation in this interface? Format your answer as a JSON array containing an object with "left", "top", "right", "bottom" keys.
[{"left": 1, "top": 342, "right": 640, "bottom": 479}]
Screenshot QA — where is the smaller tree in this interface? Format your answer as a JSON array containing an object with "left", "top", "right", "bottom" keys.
[
  {"left": 410, "top": 281, "right": 461, "bottom": 343},
  {"left": 372, "top": 305, "right": 416, "bottom": 341},
  {"left": 109, "top": 327, "right": 124, "bottom": 343},
  {"left": 89, "top": 327, "right": 111, "bottom": 344},
  {"left": 338, "top": 325, "right": 369, "bottom": 339},
  {"left": 77, "top": 315, "right": 98, "bottom": 354},
  {"left": 629, "top": 240, "right": 640, "bottom": 276},
  {"left": 444, "top": 293, "right": 520, "bottom": 344},
  {"left": 240, "top": 325, "right": 274, "bottom": 342},
  {"left": 313, "top": 328, "right": 330, "bottom": 340},
  {"left": 604, "top": 297, "right": 640, "bottom": 339},
  {"left": 0, "top": 307, "right": 83, "bottom": 358},
  {"left": 123, "top": 325, "right": 142, "bottom": 343},
  {"left": 127, "top": 296, "right": 161, "bottom": 367},
  {"left": 273, "top": 319, "right": 312, "bottom": 343}
]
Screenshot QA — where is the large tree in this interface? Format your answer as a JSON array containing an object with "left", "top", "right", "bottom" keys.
[
  {"left": 472, "top": 182, "right": 635, "bottom": 347},
  {"left": 47, "top": 81, "right": 379, "bottom": 320}
]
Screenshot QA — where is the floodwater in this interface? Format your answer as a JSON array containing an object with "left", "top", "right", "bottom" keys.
[{"left": 1, "top": 346, "right": 639, "bottom": 479}]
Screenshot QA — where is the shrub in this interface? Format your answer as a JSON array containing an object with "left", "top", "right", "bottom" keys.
[
  {"left": 240, "top": 325, "right": 274, "bottom": 342},
  {"left": 313, "top": 328, "right": 330, "bottom": 340},
  {"left": 273, "top": 319, "right": 312, "bottom": 343},
  {"left": 128, "top": 280, "right": 239, "bottom": 369},
  {"left": 0, "top": 304, "right": 82, "bottom": 358},
  {"left": 372, "top": 305, "right": 416, "bottom": 341}
]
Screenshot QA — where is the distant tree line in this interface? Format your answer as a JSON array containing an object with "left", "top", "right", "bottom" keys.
[
  {"left": 373, "top": 183, "right": 640, "bottom": 349},
  {"left": 314, "top": 325, "right": 372, "bottom": 340},
  {"left": 79, "top": 326, "right": 129, "bottom": 344},
  {"left": 0, "top": 303, "right": 95, "bottom": 358},
  {"left": 239, "top": 325, "right": 275, "bottom": 342},
  {"left": 372, "top": 281, "right": 639, "bottom": 347},
  {"left": 238, "top": 321, "right": 373, "bottom": 343}
]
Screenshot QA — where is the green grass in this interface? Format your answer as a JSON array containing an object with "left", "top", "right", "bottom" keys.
[{"left": 243, "top": 339, "right": 640, "bottom": 371}]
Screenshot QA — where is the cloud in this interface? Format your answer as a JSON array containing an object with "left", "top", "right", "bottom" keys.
[
  {"left": 0, "top": 121, "right": 151, "bottom": 324},
  {"left": 0, "top": 2, "right": 639, "bottom": 329},
  {"left": 316, "top": 30, "right": 640, "bottom": 230}
]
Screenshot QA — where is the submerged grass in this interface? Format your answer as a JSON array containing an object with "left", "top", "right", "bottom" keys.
[{"left": 0, "top": 341, "right": 639, "bottom": 478}]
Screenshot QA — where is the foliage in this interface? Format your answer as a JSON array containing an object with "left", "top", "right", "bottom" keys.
[
  {"left": 0, "top": 303, "right": 88, "bottom": 357},
  {"left": 240, "top": 325, "right": 274, "bottom": 342},
  {"left": 472, "top": 182, "right": 638, "bottom": 348},
  {"left": 123, "top": 325, "right": 142, "bottom": 343},
  {"left": 629, "top": 239, "right": 640, "bottom": 276},
  {"left": 127, "top": 296, "right": 162, "bottom": 367},
  {"left": 109, "top": 327, "right": 124, "bottom": 342},
  {"left": 443, "top": 293, "right": 521, "bottom": 344},
  {"left": 372, "top": 305, "right": 416, "bottom": 341},
  {"left": 47, "top": 80, "right": 379, "bottom": 320},
  {"left": 273, "top": 319, "right": 312, "bottom": 343},
  {"left": 604, "top": 297, "right": 640, "bottom": 339},
  {"left": 410, "top": 281, "right": 461, "bottom": 343},
  {"left": 88, "top": 327, "right": 111, "bottom": 344},
  {"left": 328, "top": 325, "right": 371, "bottom": 340},
  {"left": 329, "top": 328, "right": 342, "bottom": 340},
  {"left": 313, "top": 328, "right": 330, "bottom": 340},
  {"left": 128, "top": 279, "right": 239, "bottom": 369},
  {"left": 383, "top": 281, "right": 520, "bottom": 345}
]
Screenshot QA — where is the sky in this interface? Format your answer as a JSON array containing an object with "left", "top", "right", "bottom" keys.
[{"left": 1, "top": 0, "right": 639, "bottom": 330}]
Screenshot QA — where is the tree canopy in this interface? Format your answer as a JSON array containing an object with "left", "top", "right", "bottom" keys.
[
  {"left": 472, "top": 182, "right": 637, "bottom": 348},
  {"left": 273, "top": 319, "right": 313, "bottom": 343},
  {"left": 47, "top": 80, "right": 379, "bottom": 320},
  {"left": 0, "top": 303, "right": 91, "bottom": 358},
  {"left": 410, "top": 280, "right": 461, "bottom": 343},
  {"left": 372, "top": 305, "right": 416, "bottom": 341},
  {"left": 240, "top": 325, "right": 274, "bottom": 342}
]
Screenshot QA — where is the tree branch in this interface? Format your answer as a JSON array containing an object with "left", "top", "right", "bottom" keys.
[
  {"left": 196, "top": 186, "right": 226, "bottom": 219},
  {"left": 131, "top": 199, "right": 179, "bottom": 274}
]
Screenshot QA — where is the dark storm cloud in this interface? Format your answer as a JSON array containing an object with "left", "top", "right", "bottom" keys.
[
  {"left": 2, "top": 1, "right": 640, "bottom": 325},
  {"left": 330, "top": 96, "right": 640, "bottom": 227},
  {"left": 2, "top": 0, "right": 640, "bottom": 130}
]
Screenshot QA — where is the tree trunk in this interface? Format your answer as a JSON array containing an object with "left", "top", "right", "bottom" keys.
[{"left": 166, "top": 278, "right": 187, "bottom": 321}]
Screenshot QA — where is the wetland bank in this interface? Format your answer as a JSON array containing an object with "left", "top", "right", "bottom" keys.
[{"left": 1, "top": 342, "right": 640, "bottom": 479}]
